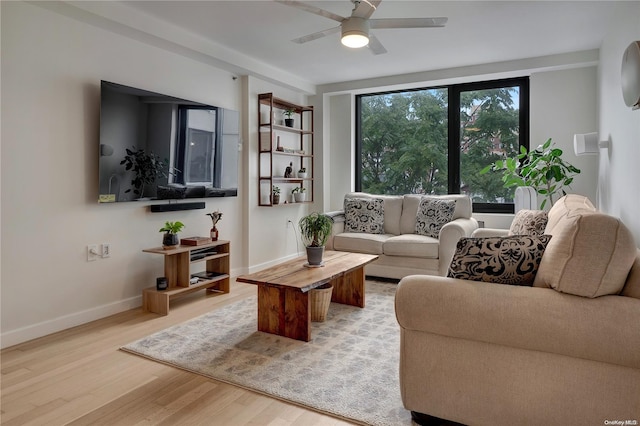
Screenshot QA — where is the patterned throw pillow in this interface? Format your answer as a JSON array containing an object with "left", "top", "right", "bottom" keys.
[
  {"left": 509, "top": 209, "right": 548, "bottom": 237},
  {"left": 344, "top": 198, "right": 384, "bottom": 234},
  {"left": 415, "top": 198, "right": 456, "bottom": 238},
  {"left": 448, "top": 235, "right": 552, "bottom": 286}
]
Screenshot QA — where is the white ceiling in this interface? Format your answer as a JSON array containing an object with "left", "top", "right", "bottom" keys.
[{"left": 73, "top": 1, "right": 631, "bottom": 88}]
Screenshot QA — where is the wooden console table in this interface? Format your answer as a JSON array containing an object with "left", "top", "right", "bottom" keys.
[{"left": 142, "top": 240, "right": 230, "bottom": 315}]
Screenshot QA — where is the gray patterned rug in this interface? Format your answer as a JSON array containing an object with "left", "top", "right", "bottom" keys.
[{"left": 121, "top": 280, "right": 412, "bottom": 425}]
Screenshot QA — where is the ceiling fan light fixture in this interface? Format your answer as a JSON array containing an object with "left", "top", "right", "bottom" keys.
[{"left": 341, "top": 17, "right": 369, "bottom": 48}]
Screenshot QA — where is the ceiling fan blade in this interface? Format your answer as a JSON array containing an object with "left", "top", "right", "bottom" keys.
[
  {"left": 275, "top": 0, "right": 345, "bottom": 23},
  {"left": 370, "top": 17, "right": 448, "bottom": 29},
  {"left": 367, "top": 33, "right": 387, "bottom": 55},
  {"left": 352, "top": 0, "right": 381, "bottom": 19},
  {"left": 292, "top": 26, "right": 341, "bottom": 44}
]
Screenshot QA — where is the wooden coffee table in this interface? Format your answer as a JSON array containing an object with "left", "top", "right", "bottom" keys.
[{"left": 236, "top": 250, "right": 378, "bottom": 341}]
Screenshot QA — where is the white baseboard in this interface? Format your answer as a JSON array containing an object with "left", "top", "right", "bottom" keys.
[
  {"left": 1, "top": 295, "right": 142, "bottom": 349},
  {"left": 246, "top": 253, "right": 300, "bottom": 274}
]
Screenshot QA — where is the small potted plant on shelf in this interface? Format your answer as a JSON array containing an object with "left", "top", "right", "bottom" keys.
[
  {"left": 272, "top": 185, "right": 281, "bottom": 205},
  {"left": 298, "top": 167, "right": 307, "bottom": 179},
  {"left": 159, "top": 221, "right": 185, "bottom": 249},
  {"left": 206, "top": 210, "right": 223, "bottom": 241},
  {"left": 283, "top": 108, "right": 295, "bottom": 127},
  {"left": 292, "top": 186, "right": 306, "bottom": 203}
]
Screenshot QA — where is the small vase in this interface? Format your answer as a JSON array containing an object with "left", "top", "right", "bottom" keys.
[{"left": 210, "top": 226, "right": 218, "bottom": 241}]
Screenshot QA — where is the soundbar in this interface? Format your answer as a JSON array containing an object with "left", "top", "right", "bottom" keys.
[{"left": 150, "top": 202, "right": 206, "bottom": 213}]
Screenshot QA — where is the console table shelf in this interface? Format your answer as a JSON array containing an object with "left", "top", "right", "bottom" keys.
[{"left": 142, "top": 240, "right": 230, "bottom": 315}]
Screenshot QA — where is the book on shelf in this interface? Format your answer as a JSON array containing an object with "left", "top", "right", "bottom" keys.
[
  {"left": 191, "top": 271, "right": 224, "bottom": 280},
  {"left": 180, "top": 236, "right": 211, "bottom": 246}
]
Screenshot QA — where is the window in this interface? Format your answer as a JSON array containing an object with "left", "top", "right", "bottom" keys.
[{"left": 356, "top": 77, "right": 529, "bottom": 213}]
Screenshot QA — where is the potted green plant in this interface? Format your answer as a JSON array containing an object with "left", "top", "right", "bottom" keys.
[
  {"left": 297, "top": 167, "right": 307, "bottom": 179},
  {"left": 272, "top": 185, "right": 281, "bottom": 205},
  {"left": 299, "top": 212, "right": 332, "bottom": 266},
  {"left": 120, "top": 147, "right": 171, "bottom": 199},
  {"left": 292, "top": 186, "right": 306, "bottom": 203},
  {"left": 159, "top": 221, "right": 185, "bottom": 249},
  {"left": 480, "top": 138, "right": 581, "bottom": 209},
  {"left": 283, "top": 108, "right": 295, "bottom": 127}
]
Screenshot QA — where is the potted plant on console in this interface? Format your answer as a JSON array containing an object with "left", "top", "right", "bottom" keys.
[
  {"left": 299, "top": 212, "right": 334, "bottom": 321},
  {"left": 160, "top": 221, "right": 184, "bottom": 250}
]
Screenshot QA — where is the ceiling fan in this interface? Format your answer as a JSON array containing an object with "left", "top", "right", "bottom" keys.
[{"left": 276, "top": 0, "right": 448, "bottom": 55}]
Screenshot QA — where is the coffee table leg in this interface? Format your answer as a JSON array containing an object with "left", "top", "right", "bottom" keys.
[
  {"left": 331, "top": 266, "right": 366, "bottom": 308},
  {"left": 257, "top": 284, "right": 311, "bottom": 342}
]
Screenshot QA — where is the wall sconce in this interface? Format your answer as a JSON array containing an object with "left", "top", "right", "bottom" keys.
[{"left": 573, "top": 133, "right": 609, "bottom": 156}]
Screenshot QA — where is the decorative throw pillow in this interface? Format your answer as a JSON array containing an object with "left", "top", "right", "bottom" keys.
[
  {"left": 509, "top": 209, "right": 548, "bottom": 237},
  {"left": 344, "top": 198, "right": 385, "bottom": 234},
  {"left": 447, "top": 235, "right": 552, "bottom": 286},
  {"left": 415, "top": 197, "right": 456, "bottom": 238}
]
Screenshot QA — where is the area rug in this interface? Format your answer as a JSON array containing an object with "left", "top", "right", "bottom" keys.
[{"left": 121, "top": 280, "right": 411, "bottom": 425}]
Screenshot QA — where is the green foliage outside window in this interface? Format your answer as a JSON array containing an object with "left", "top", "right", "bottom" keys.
[{"left": 359, "top": 83, "right": 523, "bottom": 206}]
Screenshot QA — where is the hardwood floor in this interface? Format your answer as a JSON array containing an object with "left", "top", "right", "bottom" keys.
[{"left": 0, "top": 281, "right": 354, "bottom": 425}]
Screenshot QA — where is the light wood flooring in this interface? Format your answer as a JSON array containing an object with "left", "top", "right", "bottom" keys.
[{"left": 1, "top": 280, "right": 354, "bottom": 425}]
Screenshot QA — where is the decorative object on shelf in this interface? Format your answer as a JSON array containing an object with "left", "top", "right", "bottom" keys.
[
  {"left": 120, "top": 147, "right": 174, "bottom": 198},
  {"left": 283, "top": 108, "right": 295, "bottom": 127},
  {"left": 180, "top": 236, "right": 211, "bottom": 246},
  {"left": 298, "top": 167, "right": 307, "bottom": 179},
  {"left": 284, "top": 162, "right": 293, "bottom": 178},
  {"left": 310, "top": 283, "right": 333, "bottom": 322},
  {"left": 159, "top": 221, "right": 185, "bottom": 249},
  {"left": 156, "top": 277, "right": 168, "bottom": 291},
  {"left": 299, "top": 212, "right": 333, "bottom": 266},
  {"left": 292, "top": 186, "right": 307, "bottom": 203},
  {"left": 480, "top": 138, "right": 581, "bottom": 209},
  {"left": 276, "top": 136, "right": 283, "bottom": 151},
  {"left": 207, "top": 210, "right": 223, "bottom": 241},
  {"left": 272, "top": 186, "right": 281, "bottom": 205}
]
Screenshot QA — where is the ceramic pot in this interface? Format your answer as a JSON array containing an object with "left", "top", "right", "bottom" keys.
[{"left": 162, "top": 233, "right": 178, "bottom": 249}]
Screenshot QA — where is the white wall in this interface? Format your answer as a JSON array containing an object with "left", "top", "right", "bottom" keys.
[
  {"left": 0, "top": 2, "right": 248, "bottom": 347},
  {"left": 597, "top": 3, "right": 640, "bottom": 244}
]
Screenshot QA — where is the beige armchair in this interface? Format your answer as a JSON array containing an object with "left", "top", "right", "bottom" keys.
[{"left": 395, "top": 195, "right": 640, "bottom": 425}]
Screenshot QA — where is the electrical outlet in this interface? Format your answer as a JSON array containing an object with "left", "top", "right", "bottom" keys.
[
  {"left": 87, "top": 244, "right": 100, "bottom": 262},
  {"left": 102, "top": 243, "right": 111, "bottom": 258}
]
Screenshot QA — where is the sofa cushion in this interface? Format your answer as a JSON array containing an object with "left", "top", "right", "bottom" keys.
[
  {"left": 332, "top": 232, "right": 388, "bottom": 255},
  {"left": 383, "top": 234, "right": 439, "bottom": 258},
  {"left": 545, "top": 193, "right": 596, "bottom": 234},
  {"left": 415, "top": 197, "right": 456, "bottom": 238},
  {"left": 534, "top": 210, "right": 637, "bottom": 297},
  {"left": 401, "top": 194, "right": 472, "bottom": 235},
  {"left": 448, "top": 235, "right": 552, "bottom": 286},
  {"left": 509, "top": 209, "right": 548, "bottom": 237},
  {"left": 344, "top": 197, "right": 384, "bottom": 234},
  {"left": 345, "top": 193, "right": 403, "bottom": 235}
]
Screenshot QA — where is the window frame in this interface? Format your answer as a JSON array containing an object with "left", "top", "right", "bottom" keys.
[{"left": 355, "top": 77, "right": 530, "bottom": 214}]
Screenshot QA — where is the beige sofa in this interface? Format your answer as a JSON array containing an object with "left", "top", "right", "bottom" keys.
[
  {"left": 395, "top": 195, "right": 640, "bottom": 425},
  {"left": 326, "top": 192, "right": 478, "bottom": 279}
]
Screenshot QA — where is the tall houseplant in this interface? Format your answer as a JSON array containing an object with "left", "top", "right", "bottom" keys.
[
  {"left": 299, "top": 212, "right": 333, "bottom": 266},
  {"left": 121, "top": 147, "right": 171, "bottom": 198},
  {"left": 480, "top": 138, "right": 581, "bottom": 209}
]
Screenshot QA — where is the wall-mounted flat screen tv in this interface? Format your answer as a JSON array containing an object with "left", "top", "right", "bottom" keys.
[{"left": 98, "top": 81, "right": 239, "bottom": 203}]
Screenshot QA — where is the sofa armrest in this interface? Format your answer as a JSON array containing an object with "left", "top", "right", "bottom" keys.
[
  {"left": 471, "top": 228, "right": 510, "bottom": 238},
  {"left": 325, "top": 210, "right": 344, "bottom": 250},
  {"left": 395, "top": 275, "right": 640, "bottom": 369},
  {"left": 438, "top": 217, "right": 479, "bottom": 275}
]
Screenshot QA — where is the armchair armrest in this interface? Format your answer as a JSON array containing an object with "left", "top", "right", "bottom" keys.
[
  {"left": 395, "top": 275, "right": 640, "bottom": 369},
  {"left": 325, "top": 210, "right": 344, "bottom": 250},
  {"left": 438, "top": 217, "right": 479, "bottom": 276}
]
